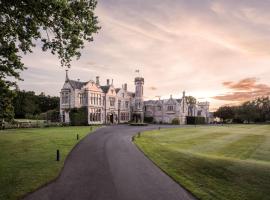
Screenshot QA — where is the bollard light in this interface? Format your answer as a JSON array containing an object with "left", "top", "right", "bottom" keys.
[{"left": 56, "top": 149, "right": 60, "bottom": 161}]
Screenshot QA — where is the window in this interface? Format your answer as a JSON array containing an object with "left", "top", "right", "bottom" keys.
[
  {"left": 62, "top": 92, "right": 69, "bottom": 104},
  {"left": 125, "top": 101, "right": 129, "bottom": 109},
  {"left": 167, "top": 105, "right": 174, "bottom": 111},
  {"left": 90, "top": 93, "right": 93, "bottom": 105},
  {"left": 122, "top": 93, "right": 124, "bottom": 98},
  {"left": 90, "top": 109, "right": 102, "bottom": 122},
  {"left": 118, "top": 100, "right": 121, "bottom": 109},
  {"left": 110, "top": 97, "right": 115, "bottom": 107},
  {"left": 197, "top": 110, "right": 202, "bottom": 116},
  {"left": 156, "top": 106, "right": 161, "bottom": 111},
  {"left": 79, "top": 93, "right": 85, "bottom": 105}
]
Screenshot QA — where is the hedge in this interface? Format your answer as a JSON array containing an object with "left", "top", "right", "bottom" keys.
[
  {"left": 186, "top": 116, "right": 206, "bottom": 124},
  {"left": 69, "top": 107, "right": 88, "bottom": 126},
  {"left": 172, "top": 118, "right": 180, "bottom": 125}
]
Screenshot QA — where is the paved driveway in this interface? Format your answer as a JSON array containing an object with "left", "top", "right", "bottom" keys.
[{"left": 23, "top": 125, "right": 196, "bottom": 200}]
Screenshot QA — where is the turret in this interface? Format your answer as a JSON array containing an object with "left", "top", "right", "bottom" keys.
[{"left": 133, "top": 75, "right": 144, "bottom": 123}]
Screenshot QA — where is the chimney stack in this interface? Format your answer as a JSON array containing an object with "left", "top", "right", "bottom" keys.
[
  {"left": 124, "top": 83, "right": 127, "bottom": 91},
  {"left": 96, "top": 76, "right": 100, "bottom": 85},
  {"left": 107, "top": 79, "right": 110, "bottom": 86}
]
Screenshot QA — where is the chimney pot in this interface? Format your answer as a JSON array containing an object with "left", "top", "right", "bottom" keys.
[
  {"left": 96, "top": 76, "right": 100, "bottom": 85},
  {"left": 107, "top": 79, "right": 110, "bottom": 86}
]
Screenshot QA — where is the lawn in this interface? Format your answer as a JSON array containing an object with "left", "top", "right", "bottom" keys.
[
  {"left": 0, "top": 126, "right": 97, "bottom": 200},
  {"left": 134, "top": 125, "right": 270, "bottom": 200}
]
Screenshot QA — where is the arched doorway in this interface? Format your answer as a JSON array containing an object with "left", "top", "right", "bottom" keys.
[{"left": 109, "top": 114, "right": 114, "bottom": 123}]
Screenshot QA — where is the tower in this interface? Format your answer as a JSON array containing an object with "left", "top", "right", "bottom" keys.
[{"left": 133, "top": 75, "right": 144, "bottom": 123}]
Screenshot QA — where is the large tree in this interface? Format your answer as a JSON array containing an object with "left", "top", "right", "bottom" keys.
[{"left": 0, "top": 0, "right": 100, "bottom": 121}]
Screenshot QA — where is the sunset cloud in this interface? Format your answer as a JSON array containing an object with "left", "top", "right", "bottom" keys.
[{"left": 213, "top": 78, "right": 270, "bottom": 102}]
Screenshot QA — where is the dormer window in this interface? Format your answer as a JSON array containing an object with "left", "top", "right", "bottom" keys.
[
  {"left": 110, "top": 97, "right": 115, "bottom": 107},
  {"left": 157, "top": 106, "right": 161, "bottom": 111},
  {"left": 167, "top": 105, "right": 174, "bottom": 111}
]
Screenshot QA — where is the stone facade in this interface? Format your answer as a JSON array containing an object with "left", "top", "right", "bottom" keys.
[{"left": 60, "top": 71, "right": 210, "bottom": 124}]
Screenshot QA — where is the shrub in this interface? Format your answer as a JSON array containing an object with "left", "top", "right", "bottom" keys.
[
  {"left": 144, "top": 116, "right": 154, "bottom": 123},
  {"left": 186, "top": 116, "right": 206, "bottom": 124},
  {"left": 172, "top": 118, "right": 180, "bottom": 125},
  {"left": 69, "top": 107, "right": 88, "bottom": 126}
]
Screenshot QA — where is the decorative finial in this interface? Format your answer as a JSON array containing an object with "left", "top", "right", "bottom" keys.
[{"left": 135, "top": 69, "right": 140, "bottom": 77}]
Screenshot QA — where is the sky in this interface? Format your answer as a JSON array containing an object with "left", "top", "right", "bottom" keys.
[{"left": 19, "top": 0, "right": 270, "bottom": 111}]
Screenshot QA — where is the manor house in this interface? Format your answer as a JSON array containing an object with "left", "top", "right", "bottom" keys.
[{"left": 60, "top": 71, "right": 210, "bottom": 124}]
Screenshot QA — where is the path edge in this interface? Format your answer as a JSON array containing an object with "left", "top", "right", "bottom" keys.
[
  {"left": 132, "top": 132, "right": 199, "bottom": 200},
  {"left": 20, "top": 126, "right": 104, "bottom": 200}
]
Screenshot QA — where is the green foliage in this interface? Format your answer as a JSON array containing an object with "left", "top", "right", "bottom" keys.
[
  {"left": 39, "top": 109, "right": 60, "bottom": 122},
  {"left": 215, "top": 97, "right": 270, "bottom": 123},
  {"left": 144, "top": 116, "right": 154, "bottom": 123},
  {"left": 0, "top": 0, "right": 100, "bottom": 121},
  {"left": 171, "top": 118, "right": 180, "bottom": 125},
  {"left": 186, "top": 116, "right": 206, "bottom": 124},
  {"left": 135, "top": 125, "right": 270, "bottom": 200},
  {"left": 0, "top": 80, "right": 15, "bottom": 123},
  {"left": 186, "top": 96, "right": 197, "bottom": 105},
  {"left": 13, "top": 90, "right": 59, "bottom": 119},
  {"left": 69, "top": 107, "right": 88, "bottom": 126},
  {"left": 0, "top": 126, "right": 98, "bottom": 200},
  {"left": 214, "top": 106, "right": 235, "bottom": 121}
]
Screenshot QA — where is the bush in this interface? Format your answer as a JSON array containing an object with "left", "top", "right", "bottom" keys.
[
  {"left": 186, "top": 116, "right": 206, "bottom": 124},
  {"left": 69, "top": 107, "right": 88, "bottom": 126},
  {"left": 144, "top": 116, "right": 154, "bottom": 123},
  {"left": 172, "top": 118, "right": 180, "bottom": 125},
  {"left": 38, "top": 109, "right": 60, "bottom": 122}
]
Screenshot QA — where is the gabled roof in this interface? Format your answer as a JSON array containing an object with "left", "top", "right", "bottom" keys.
[
  {"left": 68, "top": 80, "right": 87, "bottom": 89},
  {"left": 127, "top": 92, "right": 135, "bottom": 97},
  {"left": 100, "top": 85, "right": 110, "bottom": 93},
  {"left": 176, "top": 99, "right": 182, "bottom": 103},
  {"left": 115, "top": 88, "right": 121, "bottom": 93}
]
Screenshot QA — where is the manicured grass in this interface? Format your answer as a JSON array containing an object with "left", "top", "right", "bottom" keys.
[
  {"left": 0, "top": 126, "right": 98, "bottom": 200},
  {"left": 134, "top": 125, "right": 270, "bottom": 200}
]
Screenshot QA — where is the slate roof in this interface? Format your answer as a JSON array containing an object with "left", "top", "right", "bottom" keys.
[
  {"left": 68, "top": 80, "right": 87, "bottom": 89},
  {"left": 100, "top": 85, "right": 110, "bottom": 93},
  {"left": 127, "top": 92, "right": 135, "bottom": 97},
  {"left": 115, "top": 88, "right": 121, "bottom": 93}
]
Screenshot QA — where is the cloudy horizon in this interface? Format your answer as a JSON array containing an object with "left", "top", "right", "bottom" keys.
[{"left": 19, "top": 0, "right": 270, "bottom": 111}]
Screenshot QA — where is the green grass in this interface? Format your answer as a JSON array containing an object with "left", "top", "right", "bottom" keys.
[
  {"left": 134, "top": 125, "right": 270, "bottom": 200},
  {"left": 0, "top": 126, "right": 98, "bottom": 200}
]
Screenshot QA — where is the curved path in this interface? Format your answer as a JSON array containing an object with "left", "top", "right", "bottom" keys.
[{"left": 23, "top": 125, "right": 196, "bottom": 200}]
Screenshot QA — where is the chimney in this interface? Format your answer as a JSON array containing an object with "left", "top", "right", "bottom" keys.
[
  {"left": 77, "top": 78, "right": 80, "bottom": 82},
  {"left": 107, "top": 79, "right": 110, "bottom": 86},
  {"left": 124, "top": 83, "right": 127, "bottom": 91},
  {"left": 96, "top": 76, "right": 100, "bottom": 85},
  {"left": 111, "top": 79, "right": 114, "bottom": 85}
]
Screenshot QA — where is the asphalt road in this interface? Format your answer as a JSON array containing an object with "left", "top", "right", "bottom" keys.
[{"left": 23, "top": 125, "right": 196, "bottom": 200}]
